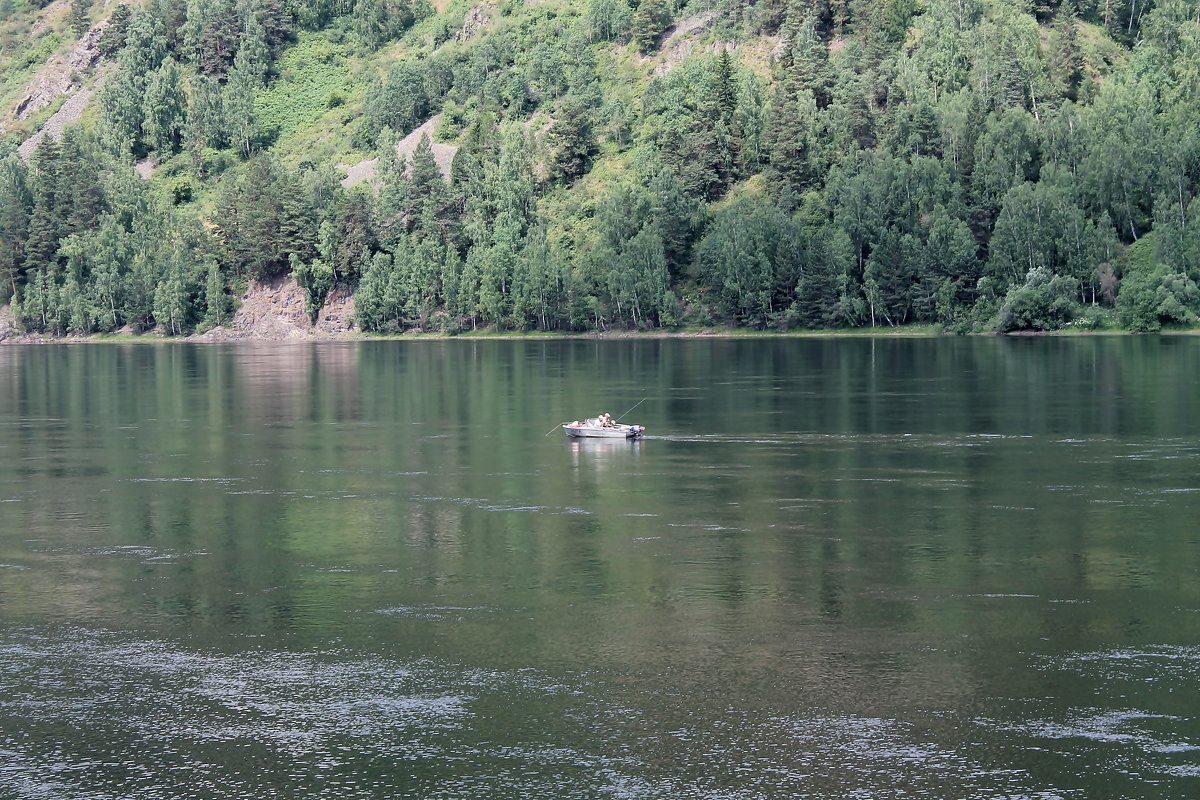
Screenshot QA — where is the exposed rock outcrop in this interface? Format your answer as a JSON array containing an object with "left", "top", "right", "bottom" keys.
[
  {"left": 14, "top": 24, "right": 105, "bottom": 120},
  {"left": 649, "top": 13, "right": 723, "bottom": 76},
  {"left": 340, "top": 114, "right": 457, "bottom": 189},
  {"left": 193, "top": 276, "right": 356, "bottom": 341},
  {"left": 209, "top": 276, "right": 311, "bottom": 340},
  {"left": 456, "top": 4, "right": 492, "bottom": 43},
  {"left": 17, "top": 78, "right": 105, "bottom": 161},
  {"left": 2, "top": 279, "right": 357, "bottom": 343},
  {"left": 10, "top": 20, "right": 111, "bottom": 160},
  {"left": 315, "top": 287, "right": 356, "bottom": 335}
]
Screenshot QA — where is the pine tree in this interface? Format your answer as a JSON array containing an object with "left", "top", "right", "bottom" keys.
[
  {"left": 68, "top": 0, "right": 93, "bottom": 38},
  {"left": 120, "top": 7, "right": 169, "bottom": 78},
  {"left": 99, "top": 9, "right": 169, "bottom": 154},
  {"left": 376, "top": 131, "right": 410, "bottom": 247},
  {"left": 1054, "top": 3, "right": 1084, "bottom": 100},
  {"left": 647, "top": 165, "right": 699, "bottom": 277},
  {"left": 548, "top": 96, "right": 595, "bottom": 183},
  {"left": 184, "top": 73, "right": 225, "bottom": 176},
  {"left": 53, "top": 129, "right": 102, "bottom": 243},
  {"left": 631, "top": 0, "right": 671, "bottom": 54},
  {"left": 787, "top": 10, "right": 832, "bottom": 107},
  {"left": 352, "top": 251, "right": 392, "bottom": 330},
  {"left": 352, "top": 0, "right": 420, "bottom": 51},
  {"left": 181, "top": 0, "right": 239, "bottom": 76},
  {"left": 99, "top": 4, "right": 133, "bottom": 56},
  {"left": 155, "top": 0, "right": 189, "bottom": 51},
  {"left": 712, "top": 48, "right": 738, "bottom": 127},
  {"left": 0, "top": 151, "right": 32, "bottom": 300},
  {"left": 407, "top": 134, "right": 444, "bottom": 219},
  {"left": 237, "top": 0, "right": 293, "bottom": 54},
  {"left": 23, "top": 139, "right": 63, "bottom": 275},
  {"left": 765, "top": 84, "right": 820, "bottom": 190},
  {"left": 702, "top": 49, "right": 743, "bottom": 187},
  {"left": 100, "top": 68, "right": 144, "bottom": 153},
  {"left": 323, "top": 188, "right": 373, "bottom": 282},
  {"left": 404, "top": 227, "right": 440, "bottom": 321}
]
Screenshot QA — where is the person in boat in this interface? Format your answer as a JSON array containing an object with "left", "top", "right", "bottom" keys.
[{"left": 598, "top": 413, "right": 611, "bottom": 427}]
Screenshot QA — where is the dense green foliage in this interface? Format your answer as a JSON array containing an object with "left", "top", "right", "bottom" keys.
[{"left": 3, "top": 0, "right": 1200, "bottom": 334}]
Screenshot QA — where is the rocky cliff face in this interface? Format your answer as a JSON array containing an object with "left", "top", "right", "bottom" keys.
[
  {"left": 13, "top": 23, "right": 104, "bottom": 121},
  {"left": 194, "top": 277, "right": 357, "bottom": 341},
  {"left": 315, "top": 287, "right": 355, "bottom": 335},
  {"left": 11, "top": 20, "right": 110, "bottom": 161},
  {"left": 1, "top": 280, "right": 358, "bottom": 343}
]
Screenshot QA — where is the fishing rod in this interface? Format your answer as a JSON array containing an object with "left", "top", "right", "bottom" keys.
[{"left": 613, "top": 397, "right": 647, "bottom": 422}]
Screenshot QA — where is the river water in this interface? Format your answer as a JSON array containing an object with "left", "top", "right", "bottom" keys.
[{"left": 0, "top": 338, "right": 1197, "bottom": 799}]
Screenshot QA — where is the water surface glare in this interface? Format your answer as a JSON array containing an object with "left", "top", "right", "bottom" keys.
[{"left": 0, "top": 338, "right": 1198, "bottom": 798}]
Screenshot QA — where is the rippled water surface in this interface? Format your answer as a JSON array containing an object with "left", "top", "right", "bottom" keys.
[{"left": 1, "top": 338, "right": 1198, "bottom": 798}]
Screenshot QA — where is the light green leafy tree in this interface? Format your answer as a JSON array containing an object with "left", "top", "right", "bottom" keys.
[{"left": 142, "top": 58, "right": 186, "bottom": 155}]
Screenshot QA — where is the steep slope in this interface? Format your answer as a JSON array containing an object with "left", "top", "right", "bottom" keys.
[
  {"left": 1, "top": 0, "right": 121, "bottom": 142},
  {"left": 3, "top": 0, "right": 1199, "bottom": 338},
  {"left": 341, "top": 114, "right": 457, "bottom": 189}
]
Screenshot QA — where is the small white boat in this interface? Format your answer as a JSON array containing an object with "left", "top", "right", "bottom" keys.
[{"left": 563, "top": 418, "right": 646, "bottom": 439}]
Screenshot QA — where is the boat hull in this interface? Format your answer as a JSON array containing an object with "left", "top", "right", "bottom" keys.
[{"left": 562, "top": 421, "right": 644, "bottom": 439}]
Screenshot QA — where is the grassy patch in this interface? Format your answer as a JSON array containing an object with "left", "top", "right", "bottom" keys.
[
  {"left": 255, "top": 31, "right": 355, "bottom": 144},
  {"left": 709, "top": 173, "right": 769, "bottom": 212},
  {"left": 0, "top": 29, "right": 65, "bottom": 119}
]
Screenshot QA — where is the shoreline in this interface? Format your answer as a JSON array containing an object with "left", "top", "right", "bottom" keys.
[
  {"left": 0, "top": 327, "right": 944, "bottom": 344},
  {"left": 3, "top": 325, "right": 1200, "bottom": 345},
  {"left": 5, "top": 303, "right": 1200, "bottom": 344}
]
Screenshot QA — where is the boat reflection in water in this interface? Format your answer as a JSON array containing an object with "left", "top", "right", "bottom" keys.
[{"left": 566, "top": 435, "right": 644, "bottom": 470}]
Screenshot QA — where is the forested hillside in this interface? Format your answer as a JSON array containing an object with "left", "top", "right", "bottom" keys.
[{"left": 2, "top": 0, "right": 1199, "bottom": 335}]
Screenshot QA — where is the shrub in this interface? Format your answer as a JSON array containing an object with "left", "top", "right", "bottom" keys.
[
  {"left": 169, "top": 175, "right": 193, "bottom": 204},
  {"left": 1117, "top": 264, "right": 1200, "bottom": 331},
  {"left": 995, "top": 267, "right": 1079, "bottom": 332}
]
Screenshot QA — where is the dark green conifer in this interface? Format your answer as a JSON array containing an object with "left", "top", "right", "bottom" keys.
[
  {"left": 99, "top": 4, "right": 133, "bottom": 56},
  {"left": 1055, "top": 2, "right": 1084, "bottom": 100},
  {"left": 0, "top": 151, "right": 32, "bottom": 300},
  {"left": 68, "top": 0, "right": 93, "bottom": 37},
  {"left": 631, "top": 0, "right": 670, "bottom": 54},
  {"left": 23, "top": 139, "right": 63, "bottom": 275},
  {"left": 548, "top": 96, "right": 595, "bottom": 184}
]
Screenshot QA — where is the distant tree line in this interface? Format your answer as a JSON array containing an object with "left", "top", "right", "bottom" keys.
[{"left": 2, "top": 0, "right": 1200, "bottom": 335}]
